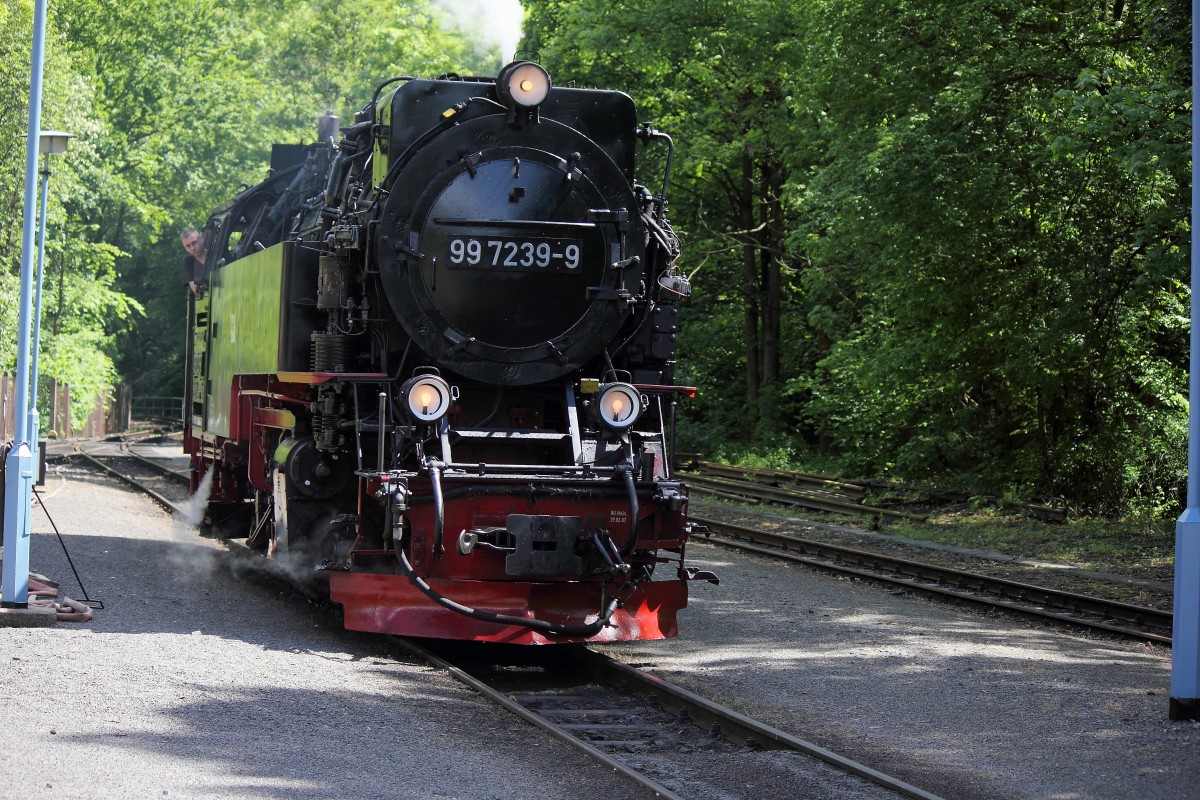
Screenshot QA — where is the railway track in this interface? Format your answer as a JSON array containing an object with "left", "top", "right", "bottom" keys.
[
  {"left": 682, "top": 460, "right": 919, "bottom": 521},
  {"left": 66, "top": 440, "right": 946, "bottom": 798},
  {"left": 398, "top": 638, "right": 944, "bottom": 800},
  {"left": 64, "top": 441, "right": 1173, "bottom": 794},
  {"left": 68, "top": 441, "right": 1172, "bottom": 643},
  {"left": 71, "top": 439, "right": 191, "bottom": 515},
  {"left": 684, "top": 461, "right": 1065, "bottom": 523},
  {"left": 695, "top": 515, "right": 1172, "bottom": 645}
]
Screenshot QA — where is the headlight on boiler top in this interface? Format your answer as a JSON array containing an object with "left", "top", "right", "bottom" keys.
[
  {"left": 596, "top": 383, "right": 643, "bottom": 432},
  {"left": 402, "top": 374, "right": 453, "bottom": 423},
  {"left": 498, "top": 61, "right": 551, "bottom": 108}
]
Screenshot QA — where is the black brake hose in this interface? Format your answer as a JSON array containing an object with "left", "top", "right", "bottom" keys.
[
  {"left": 618, "top": 465, "right": 640, "bottom": 557},
  {"left": 388, "top": 480, "right": 621, "bottom": 637}
]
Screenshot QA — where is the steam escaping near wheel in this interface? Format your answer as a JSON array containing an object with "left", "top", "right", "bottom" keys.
[{"left": 177, "top": 467, "right": 214, "bottom": 530}]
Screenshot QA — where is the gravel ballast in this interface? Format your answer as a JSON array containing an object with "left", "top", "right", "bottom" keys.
[
  {"left": 598, "top": 537, "right": 1200, "bottom": 800},
  {"left": 1, "top": 463, "right": 646, "bottom": 800},
  {"left": 8, "top": 458, "right": 1199, "bottom": 799}
]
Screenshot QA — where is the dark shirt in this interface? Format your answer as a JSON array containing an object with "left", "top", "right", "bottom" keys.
[{"left": 182, "top": 254, "right": 207, "bottom": 289}]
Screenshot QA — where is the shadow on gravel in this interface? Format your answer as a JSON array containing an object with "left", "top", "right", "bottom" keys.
[
  {"left": 23, "top": 524, "right": 363, "bottom": 650},
  {"left": 53, "top": 681, "right": 522, "bottom": 800},
  {"left": 22, "top": 521, "right": 603, "bottom": 800}
]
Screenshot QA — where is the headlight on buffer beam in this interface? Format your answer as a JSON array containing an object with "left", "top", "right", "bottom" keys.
[
  {"left": 596, "top": 383, "right": 644, "bottom": 432},
  {"left": 402, "top": 374, "right": 454, "bottom": 423}
]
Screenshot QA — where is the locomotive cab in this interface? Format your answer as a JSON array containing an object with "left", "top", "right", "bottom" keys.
[{"left": 184, "top": 61, "right": 711, "bottom": 644}]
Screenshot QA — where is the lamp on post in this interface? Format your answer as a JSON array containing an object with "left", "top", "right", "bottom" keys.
[
  {"left": 1, "top": 129, "right": 70, "bottom": 613},
  {"left": 28, "top": 130, "right": 73, "bottom": 453},
  {"left": 39, "top": 130, "right": 71, "bottom": 157},
  {"left": 2, "top": 0, "right": 50, "bottom": 611}
]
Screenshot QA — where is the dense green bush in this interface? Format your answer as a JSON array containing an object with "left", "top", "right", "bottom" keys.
[{"left": 526, "top": 0, "right": 1190, "bottom": 515}]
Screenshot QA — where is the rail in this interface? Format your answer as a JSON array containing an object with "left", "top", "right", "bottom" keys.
[
  {"left": 683, "top": 460, "right": 1066, "bottom": 523},
  {"left": 695, "top": 515, "right": 1172, "bottom": 645},
  {"left": 399, "top": 639, "right": 946, "bottom": 800}
]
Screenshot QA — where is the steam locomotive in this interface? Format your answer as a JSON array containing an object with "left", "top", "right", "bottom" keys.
[{"left": 183, "top": 61, "right": 715, "bottom": 644}]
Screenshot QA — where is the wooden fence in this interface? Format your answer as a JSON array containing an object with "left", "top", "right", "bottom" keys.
[{"left": 0, "top": 375, "right": 130, "bottom": 441}]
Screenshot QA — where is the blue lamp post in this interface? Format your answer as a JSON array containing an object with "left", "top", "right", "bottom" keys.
[
  {"left": 2, "top": 0, "right": 50, "bottom": 609},
  {"left": 1170, "top": 0, "right": 1200, "bottom": 720},
  {"left": 28, "top": 130, "right": 73, "bottom": 452}
]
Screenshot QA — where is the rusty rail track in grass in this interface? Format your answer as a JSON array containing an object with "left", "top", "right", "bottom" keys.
[
  {"left": 694, "top": 515, "right": 1172, "bottom": 645},
  {"left": 684, "top": 461, "right": 1066, "bottom": 523},
  {"left": 683, "top": 461, "right": 927, "bottom": 522}
]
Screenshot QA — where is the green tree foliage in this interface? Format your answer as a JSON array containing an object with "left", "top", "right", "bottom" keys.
[
  {"left": 2, "top": 0, "right": 1188, "bottom": 513},
  {"left": 524, "top": 0, "right": 809, "bottom": 443},
  {"left": 0, "top": 0, "right": 140, "bottom": 431},
  {"left": 524, "top": 0, "right": 1190, "bottom": 514},
  {"left": 0, "top": 0, "right": 510, "bottom": 429},
  {"left": 793, "top": 0, "right": 1189, "bottom": 512}
]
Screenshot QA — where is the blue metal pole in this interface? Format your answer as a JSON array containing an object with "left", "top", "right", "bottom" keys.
[
  {"left": 28, "top": 157, "right": 51, "bottom": 456},
  {"left": 2, "top": 0, "right": 49, "bottom": 609},
  {"left": 1170, "top": 0, "right": 1200, "bottom": 721}
]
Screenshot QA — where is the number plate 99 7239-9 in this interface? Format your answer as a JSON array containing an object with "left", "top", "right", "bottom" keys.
[{"left": 446, "top": 236, "right": 583, "bottom": 272}]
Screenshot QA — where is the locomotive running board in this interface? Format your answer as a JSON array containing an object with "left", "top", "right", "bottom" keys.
[{"left": 329, "top": 572, "right": 687, "bottom": 645}]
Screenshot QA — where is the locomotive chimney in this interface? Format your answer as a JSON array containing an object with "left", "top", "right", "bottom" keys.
[{"left": 318, "top": 111, "right": 339, "bottom": 146}]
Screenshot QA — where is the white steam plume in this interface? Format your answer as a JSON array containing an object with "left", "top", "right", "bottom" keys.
[
  {"left": 177, "top": 467, "right": 215, "bottom": 530},
  {"left": 168, "top": 466, "right": 222, "bottom": 584},
  {"left": 433, "top": 0, "right": 525, "bottom": 67}
]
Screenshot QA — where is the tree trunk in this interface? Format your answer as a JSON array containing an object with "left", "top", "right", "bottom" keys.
[
  {"left": 761, "top": 159, "right": 783, "bottom": 391},
  {"left": 740, "top": 147, "right": 761, "bottom": 438}
]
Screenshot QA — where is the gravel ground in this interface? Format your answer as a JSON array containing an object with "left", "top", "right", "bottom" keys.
[
  {"left": 10, "top": 454, "right": 1199, "bottom": 799},
  {"left": 597, "top": 537, "right": 1200, "bottom": 800},
  {"left": 0, "top": 462, "right": 650, "bottom": 800}
]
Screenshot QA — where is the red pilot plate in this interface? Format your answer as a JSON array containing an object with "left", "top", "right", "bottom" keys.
[{"left": 330, "top": 572, "right": 687, "bottom": 645}]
